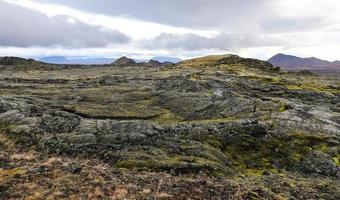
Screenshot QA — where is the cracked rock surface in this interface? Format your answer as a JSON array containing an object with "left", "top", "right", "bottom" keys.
[{"left": 0, "top": 54, "right": 339, "bottom": 199}]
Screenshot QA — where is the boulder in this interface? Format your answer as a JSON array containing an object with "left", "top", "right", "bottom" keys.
[{"left": 300, "top": 150, "right": 340, "bottom": 177}]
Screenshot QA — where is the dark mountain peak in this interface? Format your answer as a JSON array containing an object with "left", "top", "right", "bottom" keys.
[
  {"left": 270, "top": 53, "right": 299, "bottom": 60},
  {"left": 147, "top": 59, "right": 175, "bottom": 67},
  {"left": 273, "top": 53, "right": 287, "bottom": 57},
  {"left": 268, "top": 53, "right": 340, "bottom": 71},
  {"left": 0, "top": 56, "right": 38, "bottom": 66},
  {"left": 113, "top": 56, "right": 136, "bottom": 65},
  {"left": 148, "top": 59, "right": 162, "bottom": 66}
]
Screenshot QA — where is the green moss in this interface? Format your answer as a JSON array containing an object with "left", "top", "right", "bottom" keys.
[
  {"left": 115, "top": 155, "right": 228, "bottom": 175},
  {"left": 64, "top": 99, "right": 162, "bottom": 119},
  {"left": 0, "top": 121, "right": 10, "bottom": 131},
  {"left": 199, "top": 134, "right": 223, "bottom": 149},
  {"left": 0, "top": 168, "right": 27, "bottom": 184},
  {"left": 216, "top": 131, "right": 338, "bottom": 175},
  {"left": 289, "top": 132, "right": 334, "bottom": 154},
  {"left": 286, "top": 81, "right": 340, "bottom": 94},
  {"left": 153, "top": 110, "right": 183, "bottom": 124},
  {"left": 188, "top": 74, "right": 201, "bottom": 81},
  {"left": 333, "top": 157, "right": 340, "bottom": 166},
  {"left": 279, "top": 101, "right": 287, "bottom": 112}
]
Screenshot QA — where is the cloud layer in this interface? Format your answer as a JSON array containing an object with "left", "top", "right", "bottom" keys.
[
  {"left": 0, "top": 0, "right": 340, "bottom": 60},
  {"left": 142, "top": 33, "right": 284, "bottom": 51}
]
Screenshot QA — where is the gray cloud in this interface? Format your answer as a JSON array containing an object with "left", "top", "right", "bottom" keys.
[
  {"left": 260, "top": 15, "right": 332, "bottom": 34},
  {"left": 33, "top": 0, "right": 332, "bottom": 33},
  {"left": 142, "top": 33, "right": 283, "bottom": 51},
  {"left": 0, "top": 1, "right": 130, "bottom": 48},
  {"left": 33, "top": 0, "right": 271, "bottom": 30}
]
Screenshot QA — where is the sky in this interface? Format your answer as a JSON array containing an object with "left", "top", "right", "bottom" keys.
[{"left": 0, "top": 0, "right": 340, "bottom": 61}]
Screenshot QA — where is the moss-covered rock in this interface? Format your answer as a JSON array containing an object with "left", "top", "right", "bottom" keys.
[{"left": 301, "top": 150, "right": 340, "bottom": 177}]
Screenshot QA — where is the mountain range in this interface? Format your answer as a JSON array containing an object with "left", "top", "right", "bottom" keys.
[
  {"left": 39, "top": 56, "right": 115, "bottom": 65},
  {"left": 36, "top": 54, "right": 340, "bottom": 72},
  {"left": 268, "top": 53, "right": 340, "bottom": 71},
  {"left": 39, "top": 56, "right": 182, "bottom": 65},
  {"left": 4, "top": 54, "right": 340, "bottom": 73}
]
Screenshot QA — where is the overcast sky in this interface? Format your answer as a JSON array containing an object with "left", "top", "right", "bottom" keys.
[{"left": 0, "top": 0, "right": 340, "bottom": 60}]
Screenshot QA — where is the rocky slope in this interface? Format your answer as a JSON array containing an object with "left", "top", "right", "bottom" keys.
[{"left": 0, "top": 54, "right": 339, "bottom": 199}]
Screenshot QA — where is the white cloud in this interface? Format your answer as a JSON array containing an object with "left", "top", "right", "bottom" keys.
[{"left": 2, "top": 0, "right": 218, "bottom": 40}]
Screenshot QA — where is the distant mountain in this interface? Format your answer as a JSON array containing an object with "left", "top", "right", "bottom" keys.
[
  {"left": 113, "top": 56, "right": 136, "bottom": 65},
  {"left": 38, "top": 56, "right": 181, "bottom": 65},
  {"left": 0, "top": 56, "right": 66, "bottom": 70},
  {"left": 268, "top": 53, "right": 340, "bottom": 71},
  {"left": 147, "top": 59, "right": 162, "bottom": 66},
  {"left": 40, "top": 56, "right": 67, "bottom": 64},
  {"left": 333, "top": 60, "right": 340, "bottom": 65},
  {"left": 146, "top": 59, "right": 175, "bottom": 67},
  {"left": 39, "top": 56, "right": 115, "bottom": 65},
  {"left": 0, "top": 56, "right": 38, "bottom": 66},
  {"left": 152, "top": 56, "right": 182, "bottom": 63}
]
